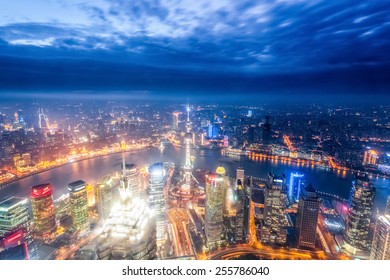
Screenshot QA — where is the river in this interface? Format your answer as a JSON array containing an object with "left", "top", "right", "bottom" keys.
[{"left": 1, "top": 145, "right": 389, "bottom": 212}]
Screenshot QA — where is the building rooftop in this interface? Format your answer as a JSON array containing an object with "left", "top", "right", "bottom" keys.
[
  {"left": 68, "top": 180, "right": 86, "bottom": 192},
  {"left": 0, "top": 197, "right": 27, "bottom": 212}
]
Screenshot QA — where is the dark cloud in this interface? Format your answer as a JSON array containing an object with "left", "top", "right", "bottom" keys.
[{"left": 0, "top": 0, "right": 389, "bottom": 97}]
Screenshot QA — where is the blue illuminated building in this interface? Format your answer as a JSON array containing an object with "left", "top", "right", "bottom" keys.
[{"left": 288, "top": 172, "right": 306, "bottom": 203}]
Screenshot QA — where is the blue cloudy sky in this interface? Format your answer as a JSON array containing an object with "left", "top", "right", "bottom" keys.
[{"left": 0, "top": 0, "right": 390, "bottom": 99}]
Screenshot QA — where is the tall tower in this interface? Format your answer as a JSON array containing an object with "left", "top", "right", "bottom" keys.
[
  {"left": 30, "top": 183, "right": 57, "bottom": 244},
  {"left": 205, "top": 170, "right": 225, "bottom": 250},
  {"left": 148, "top": 163, "right": 167, "bottom": 249},
  {"left": 235, "top": 179, "right": 246, "bottom": 243},
  {"left": 38, "top": 108, "right": 49, "bottom": 129},
  {"left": 296, "top": 184, "right": 320, "bottom": 249},
  {"left": 261, "top": 173, "right": 288, "bottom": 245},
  {"left": 68, "top": 180, "right": 89, "bottom": 236},
  {"left": 96, "top": 178, "right": 156, "bottom": 260},
  {"left": 370, "top": 215, "right": 390, "bottom": 260},
  {"left": 172, "top": 112, "right": 179, "bottom": 130},
  {"left": 386, "top": 196, "right": 390, "bottom": 215},
  {"left": 183, "top": 104, "right": 193, "bottom": 194},
  {"left": 343, "top": 174, "right": 375, "bottom": 256}
]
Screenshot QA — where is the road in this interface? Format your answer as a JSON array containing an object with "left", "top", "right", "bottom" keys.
[{"left": 167, "top": 208, "right": 195, "bottom": 258}]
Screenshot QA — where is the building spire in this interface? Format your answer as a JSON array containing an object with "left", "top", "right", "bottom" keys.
[{"left": 122, "top": 153, "right": 126, "bottom": 177}]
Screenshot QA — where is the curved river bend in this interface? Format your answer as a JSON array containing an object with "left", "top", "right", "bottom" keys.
[{"left": 1, "top": 146, "right": 389, "bottom": 211}]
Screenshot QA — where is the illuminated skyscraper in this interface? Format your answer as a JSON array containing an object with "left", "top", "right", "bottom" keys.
[
  {"left": 68, "top": 180, "right": 89, "bottom": 235},
  {"left": 30, "top": 183, "right": 57, "bottom": 244},
  {"left": 296, "top": 185, "right": 320, "bottom": 249},
  {"left": 343, "top": 174, "right": 375, "bottom": 256},
  {"left": 183, "top": 105, "right": 193, "bottom": 194},
  {"left": 234, "top": 178, "right": 251, "bottom": 243},
  {"left": 96, "top": 165, "right": 157, "bottom": 261},
  {"left": 370, "top": 215, "right": 390, "bottom": 260},
  {"left": 120, "top": 163, "right": 141, "bottom": 200},
  {"left": 288, "top": 172, "right": 306, "bottom": 203},
  {"left": 38, "top": 108, "right": 49, "bottom": 129},
  {"left": 234, "top": 168, "right": 251, "bottom": 243},
  {"left": 0, "top": 197, "right": 35, "bottom": 259},
  {"left": 148, "top": 163, "right": 167, "bottom": 246},
  {"left": 172, "top": 112, "right": 179, "bottom": 130},
  {"left": 97, "top": 175, "right": 119, "bottom": 221},
  {"left": 205, "top": 170, "right": 225, "bottom": 250},
  {"left": 85, "top": 183, "right": 96, "bottom": 207},
  {"left": 261, "top": 173, "right": 288, "bottom": 245}
]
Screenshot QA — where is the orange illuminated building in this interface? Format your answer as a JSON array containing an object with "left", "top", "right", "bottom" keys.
[{"left": 363, "top": 150, "right": 378, "bottom": 165}]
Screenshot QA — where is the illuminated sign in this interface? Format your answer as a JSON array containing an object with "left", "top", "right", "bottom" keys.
[{"left": 31, "top": 185, "right": 52, "bottom": 198}]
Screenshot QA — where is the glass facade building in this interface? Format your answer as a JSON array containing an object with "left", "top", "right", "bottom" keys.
[
  {"left": 296, "top": 185, "right": 320, "bottom": 249},
  {"left": 68, "top": 180, "right": 89, "bottom": 235},
  {"left": 343, "top": 174, "right": 375, "bottom": 256},
  {"left": 30, "top": 183, "right": 57, "bottom": 244},
  {"left": 370, "top": 215, "right": 390, "bottom": 260}
]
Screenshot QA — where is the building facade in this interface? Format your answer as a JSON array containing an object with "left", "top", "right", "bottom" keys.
[
  {"left": 148, "top": 163, "right": 167, "bottom": 246},
  {"left": 30, "top": 183, "right": 57, "bottom": 244},
  {"left": 343, "top": 174, "right": 376, "bottom": 256},
  {"left": 370, "top": 215, "right": 390, "bottom": 260},
  {"left": 261, "top": 173, "right": 288, "bottom": 245},
  {"left": 0, "top": 197, "right": 35, "bottom": 259},
  {"left": 68, "top": 180, "right": 89, "bottom": 235},
  {"left": 296, "top": 185, "right": 320, "bottom": 249},
  {"left": 205, "top": 170, "right": 226, "bottom": 250}
]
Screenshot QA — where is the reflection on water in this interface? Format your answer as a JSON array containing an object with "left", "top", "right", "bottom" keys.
[{"left": 1, "top": 146, "right": 389, "bottom": 212}]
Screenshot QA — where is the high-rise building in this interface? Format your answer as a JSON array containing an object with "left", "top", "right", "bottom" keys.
[
  {"left": 31, "top": 183, "right": 57, "bottom": 244},
  {"left": 370, "top": 215, "right": 390, "bottom": 260},
  {"left": 68, "top": 180, "right": 89, "bottom": 235},
  {"left": 120, "top": 163, "right": 141, "bottom": 200},
  {"left": 386, "top": 196, "right": 390, "bottom": 215},
  {"left": 172, "top": 112, "right": 179, "bottom": 130},
  {"left": 183, "top": 105, "right": 193, "bottom": 194},
  {"left": 205, "top": 170, "right": 225, "bottom": 250},
  {"left": 148, "top": 163, "right": 167, "bottom": 246},
  {"left": 343, "top": 174, "right": 376, "bottom": 256},
  {"left": 261, "top": 173, "right": 288, "bottom": 245},
  {"left": 0, "top": 197, "right": 35, "bottom": 259},
  {"left": 85, "top": 184, "right": 96, "bottom": 207},
  {"left": 262, "top": 116, "right": 271, "bottom": 143},
  {"left": 38, "top": 108, "right": 49, "bottom": 129},
  {"left": 288, "top": 172, "right": 306, "bottom": 203},
  {"left": 97, "top": 175, "right": 119, "bottom": 221},
  {"left": 248, "top": 126, "right": 256, "bottom": 144},
  {"left": 235, "top": 175, "right": 251, "bottom": 243},
  {"left": 96, "top": 168, "right": 157, "bottom": 260},
  {"left": 296, "top": 185, "right": 320, "bottom": 249}
]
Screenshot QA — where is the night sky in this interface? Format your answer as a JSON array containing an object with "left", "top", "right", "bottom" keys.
[{"left": 1, "top": 0, "right": 390, "bottom": 101}]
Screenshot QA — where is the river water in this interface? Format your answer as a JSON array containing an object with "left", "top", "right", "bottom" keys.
[{"left": 1, "top": 146, "right": 389, "bottom": 212}]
